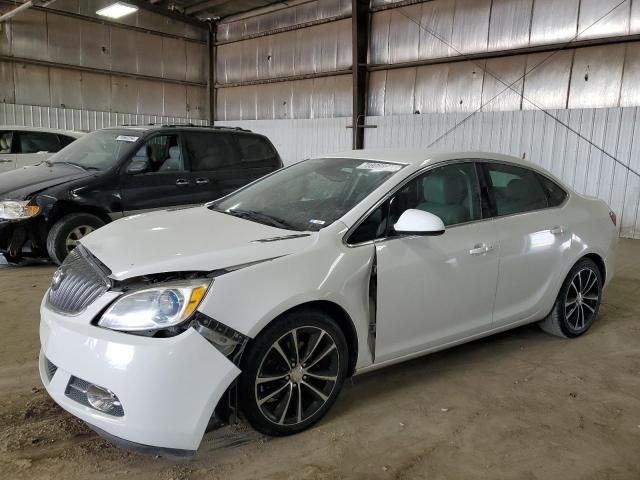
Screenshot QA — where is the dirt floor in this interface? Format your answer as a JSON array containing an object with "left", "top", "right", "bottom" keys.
[{"left": 0, "top": 240, "right": 639, "bottom": 480}]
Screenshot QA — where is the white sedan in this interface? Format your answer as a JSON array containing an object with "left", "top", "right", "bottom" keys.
[{"left": 39, "top": 150, "right": 618, "bottom": 456}]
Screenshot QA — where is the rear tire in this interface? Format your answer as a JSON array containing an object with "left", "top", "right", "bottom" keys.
[
  {"left": 238, "top": 308, "right": 348, "bottom": 436},
  {"left": 46, "top": 213, "right": 104, "bottom": 265},
  {"left": 539, "top": 258, "right": 602, "bottom": 338}
]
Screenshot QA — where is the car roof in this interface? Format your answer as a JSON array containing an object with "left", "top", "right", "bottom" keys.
[
  {"left": 0, "top": 126, "right": 85, "bottom": 137},
  {"left": 315, "top": 148, "right": 545, "bottom": 171},
  {"left": 100, "top": 124, "right": 256, "bottom": 135}
]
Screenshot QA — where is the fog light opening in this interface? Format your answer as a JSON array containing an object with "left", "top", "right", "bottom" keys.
[{"left": 86, "top": 384, "right": 121, "bottom": 413}]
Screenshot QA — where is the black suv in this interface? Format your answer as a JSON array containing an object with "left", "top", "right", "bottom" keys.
[{"left": 0, "top": 125, "right": 283, "bottom": 264}]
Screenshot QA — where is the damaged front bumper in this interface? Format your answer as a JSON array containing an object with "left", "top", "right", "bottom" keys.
[{"left": 39, "top": 293, "right": 241, "bottom": 453}]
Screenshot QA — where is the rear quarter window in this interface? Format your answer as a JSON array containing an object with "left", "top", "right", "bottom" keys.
[
  {"left": 236, "top": 135, "right": 279, "bottom": 167},
  {"left": 536, "top": 173, "right": 567, "bottom": 207}
]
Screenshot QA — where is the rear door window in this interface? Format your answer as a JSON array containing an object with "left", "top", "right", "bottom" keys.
[
  {"left": 183, "top": 132, "right": 238, "bottom": 172},
  {"left": 484, "top": 163, "right": 549, "bottom": 216},
  {"left": 16, "top": 131, "right": 62, "bottom": 153}
]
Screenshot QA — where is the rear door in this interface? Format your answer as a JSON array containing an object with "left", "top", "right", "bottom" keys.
[
  {"left": 120, "top": 132, "right": 197, "bottom": 214},
  {"left": 183, "top": 131, "right": 281, "bottom": 204},
  {"left": 481, "top": 161, "right": 570, "bottom": 328},
  {"left": 0, "top": 130, "right": 15, "bottom": 172},
  {"left": 13, "top": 131, "right": 62, "bottom": 168}
]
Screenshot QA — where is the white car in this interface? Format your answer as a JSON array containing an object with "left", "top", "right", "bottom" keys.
[
  {"left": 39, "top": 150, "right": 618, "bottom": 456},
  {"left": 0, "top": 126, "right": 83, "bottom": 172}
]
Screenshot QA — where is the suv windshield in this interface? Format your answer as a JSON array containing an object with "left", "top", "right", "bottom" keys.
[
  {"left": 48, "top": 130, "right": 136, "bottom": 171},
  {"left": 209, "top": 158, "right": 404, "bottom": 231}
]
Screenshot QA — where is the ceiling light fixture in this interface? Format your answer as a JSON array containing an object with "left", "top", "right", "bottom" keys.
[{"left": 96, "top": 2, "right": 139, "bottom": 19}]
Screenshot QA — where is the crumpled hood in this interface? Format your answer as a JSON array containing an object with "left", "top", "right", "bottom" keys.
[
  {"left": 81, "top": 206, "right": 317, "bottom": 280},
  {"left": 0, "top": 163, "right": 91, "bottom": 199}
]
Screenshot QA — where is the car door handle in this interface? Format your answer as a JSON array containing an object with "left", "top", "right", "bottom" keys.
[
  {"left": 549, "top": 225, "right": 566, "bottom": 235},
  {"left": 195, "top": 177, "right": 210, "bottom": 185},
  {"left": 175, "top": 178, "right": 190, "bottom": 186},
  {"left": 469, "top": 243, "right": 494, "bottom": 255}
]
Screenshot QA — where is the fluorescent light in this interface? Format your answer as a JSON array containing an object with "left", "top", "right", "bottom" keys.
[{"left": 96, "top": 2, "right": 138, "bottom": 19}]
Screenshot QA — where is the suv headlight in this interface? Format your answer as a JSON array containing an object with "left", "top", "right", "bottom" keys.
[
  {"left": 0, "top": 200, "right": 40, "bottom": 220},
  {"left": 98, "top": 280, "right": 210, "bottom": 331}
]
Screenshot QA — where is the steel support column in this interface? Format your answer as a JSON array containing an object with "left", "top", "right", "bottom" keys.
[
  {"left": 352, "top": 0, "right": 369, "bottom": 150},
  {"left": 207, "top": 22, "right": 217, "bottom": 125}
]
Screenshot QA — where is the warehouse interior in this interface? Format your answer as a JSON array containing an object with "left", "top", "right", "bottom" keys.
[{"left": 1, "top": 0, "right": 639, "bottom": 479}]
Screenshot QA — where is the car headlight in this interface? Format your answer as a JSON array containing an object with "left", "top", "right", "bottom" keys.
[
  {"left": 0, "top": 200, "right": 40, "bottom": 220},
  {"left": 98, "top": 280, "right": 210, "bottom": 331}
]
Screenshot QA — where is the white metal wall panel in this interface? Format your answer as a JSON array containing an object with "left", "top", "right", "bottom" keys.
[
  {"left": 481, "top": 56, "right": 526, "bottom": 112},
  {"left": 522, "top": 50, "right": 573, "bottom": 110},
  {"left": 13, "top": 63, "right": 50, "bottom": 107},
  {"left": 632, "top": 0, "right": 640, "bottom": 34},
  {"left": 417, "top": 0, "right": 456, "bottom": 60},
  {"left": 568, "top": 44, "right": 626, "bottom": 109},
  {"left": 0, "top": 62, "right": 15, "bottom": 104},
  {"left": 0, "top": 102, "right": 206, "bottom": 133},
  {"left": 488, "top": 0, "right": 533, "bottom": 51},
  {"left": 620, "top": 43, "right": 640, "bottom": 107},
  {"left": 49, "top": 68, "right": 83, "bottom": 109},
  {"left": 444, "top": 61, "right": 485, "bottom": 112},
  {"left": 218, "top": 0, "right": 351, "bottom": 43},
  {"left": 578, "top": 0, "right": 630, "bottom": 40},
  {"left": 217, "top": 75, "right": 352, "bottom": 120},
  {"left": 529, "top": 0, "right": 579, "bottom": 45},
  {"left": 80, "top": 22, "right": 111, "bottom": 71},
  {"left": 362, "top": 107, "right": 640, "bottom": 238},
  {"left": 388, "top": 6, "right": 421, "bottom": 64},
  {"left": 414, "top": 64, "right": 449, "bottom": 114},
  {"left": 450, "top": 0, "right": 491, "bottom": 54},
  {"left": 384, "top": 68, "right": 417, "bottom": 115},
  {"left": 11, "top": 9, "right": 48, "bottom": 61},
  {"left": 47, "top": 13, "right": 82, "bottom": 65}
]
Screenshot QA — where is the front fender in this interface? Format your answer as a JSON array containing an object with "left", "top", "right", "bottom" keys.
[{"left": 197, "top": 241, "right": 375, "bottom": 370}]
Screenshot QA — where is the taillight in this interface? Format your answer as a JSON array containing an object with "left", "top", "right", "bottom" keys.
[{"left": 609, "top": 210, "right": 617, "bottom": 226}]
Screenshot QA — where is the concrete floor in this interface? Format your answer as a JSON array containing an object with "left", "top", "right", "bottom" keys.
[{"left": 0, "top": 240, "right": 639, "bottom": 479}]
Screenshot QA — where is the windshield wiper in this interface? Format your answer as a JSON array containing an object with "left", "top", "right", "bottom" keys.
[{"left": 223, "top": 209, "right": 298, "bottom": 230}]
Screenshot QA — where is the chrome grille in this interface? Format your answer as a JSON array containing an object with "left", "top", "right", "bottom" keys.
[{"left": 47, "top": 246, "right": 111, "bottom": 315}]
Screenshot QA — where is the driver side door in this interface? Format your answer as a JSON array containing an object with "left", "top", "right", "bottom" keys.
[
  {"left": 120, "top": 133, "right": 196, "bottom": 214},
  {"left": 372, "top": 162, "right": 500, "bottom": 363}
]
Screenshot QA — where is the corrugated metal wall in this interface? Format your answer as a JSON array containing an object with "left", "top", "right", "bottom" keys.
[
  {"left": 216, "top": 1, "right": 353, "bottom": 120},
  {"left": 0, "top": 103, "right": 207, "bottom": 131},
  {"left": 0, "top": 3, "right": 208, "bottom": 122},
  {"left": 368, "top": 42, "right": 640, "bottom": 115}
]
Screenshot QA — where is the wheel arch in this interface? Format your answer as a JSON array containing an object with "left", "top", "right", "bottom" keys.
[
  {"left": 581, "top": 252, "right": 606, "bottom": 284},
  {"left": 256, "top": 300, "right": 359, "bottom": 377},
  {"left": 49, "top": 201, "right": 113, "bottom": 226}
]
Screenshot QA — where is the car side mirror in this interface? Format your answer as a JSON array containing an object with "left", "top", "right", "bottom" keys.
[
  {"left": 394, "top": 209, "right": 445, "bottom": 236},
  {"left": 126, "top": 158, "right": 150, "bottom": 174}
]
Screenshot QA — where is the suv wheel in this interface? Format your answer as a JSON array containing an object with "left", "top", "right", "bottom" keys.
[{"left": 46, "top": 213, "right": 105, "bottom": 265}]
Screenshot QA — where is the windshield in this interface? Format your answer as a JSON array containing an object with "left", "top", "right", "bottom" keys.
[
  {"left": 209, "top": 158, "right": 405, "bottom": 231},
  {"left": 48, "top": 130, "right": 137, "bottom": 171}
]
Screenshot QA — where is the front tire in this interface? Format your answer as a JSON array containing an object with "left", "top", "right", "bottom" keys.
[
  {"left": 539, "top": 258, "right": 603, "bottom": 338},
  {"left": 46, "top": 213, "right": 104, "bottom": 265},
  {"left": 238, "top": 308, "right": 348, "bottom": 436}
]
